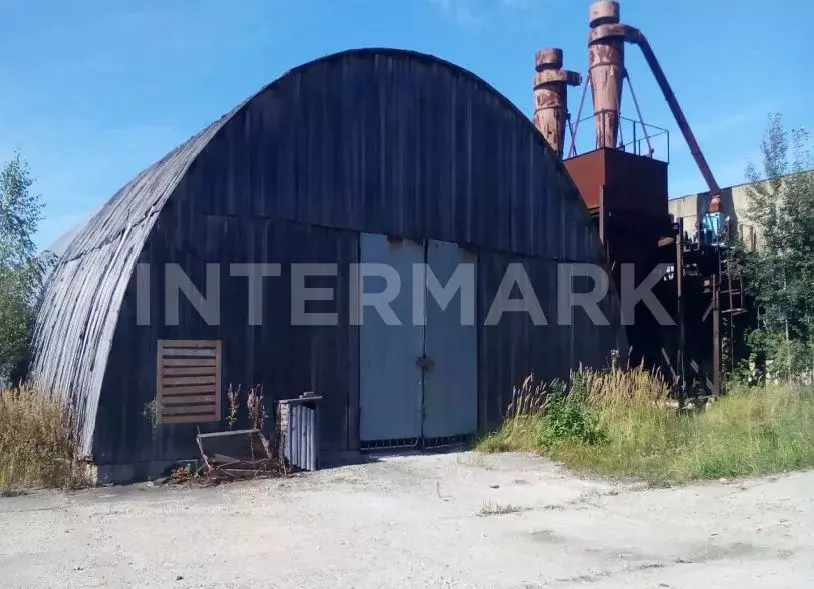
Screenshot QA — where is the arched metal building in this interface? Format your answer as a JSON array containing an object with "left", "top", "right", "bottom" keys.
[{"left": 30, "top": 49, "right": 624, "bottom": 481}]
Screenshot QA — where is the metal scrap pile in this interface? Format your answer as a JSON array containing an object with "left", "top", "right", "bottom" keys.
[{"left": 196, "top": 428, "right": 292, "bottom": 483}]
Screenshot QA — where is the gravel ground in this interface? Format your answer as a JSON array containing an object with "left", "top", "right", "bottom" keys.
[{"left": 1, "top": 451, "right": 812, "bottom": 588}]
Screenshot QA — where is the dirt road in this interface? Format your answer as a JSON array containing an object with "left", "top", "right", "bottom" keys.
[{"left": 1, "top": 452, "right": 812, "bottom": 588}]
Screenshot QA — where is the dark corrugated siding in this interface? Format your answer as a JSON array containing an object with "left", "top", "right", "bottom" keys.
[
  {"left": 187, "top": 53, "right": 594, "bottom": 261},
  {"left": 93, "top": 217, "right": 359, "bottom": 466},
  {"left": 476, "top": 252, "right": 623, "bottom": 429}
]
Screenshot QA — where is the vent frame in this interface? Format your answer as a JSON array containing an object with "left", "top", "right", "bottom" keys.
[{"left": 156, "top": 339, "right": 222, "bottom": 424}]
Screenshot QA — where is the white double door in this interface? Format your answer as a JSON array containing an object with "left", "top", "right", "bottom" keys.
[{"left": 359, "top": 234, "right": 477, "bottom": 444}]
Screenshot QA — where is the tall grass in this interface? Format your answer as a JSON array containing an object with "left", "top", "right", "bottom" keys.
[
  {"left": 0, "top": 383, "right": 88, "bottom": 494},
  {"left": 477, "top": 364, "right": 814, "bottom": 484}
]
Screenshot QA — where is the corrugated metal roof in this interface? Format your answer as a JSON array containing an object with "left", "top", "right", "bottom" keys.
[{"left": 29, "top": 114, "right": 232, "bottom": 452}]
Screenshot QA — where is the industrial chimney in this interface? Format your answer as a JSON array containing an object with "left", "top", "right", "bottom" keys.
[
  {"left": 533, "top": 48, "right": 581, "bottom": 159},
  {"left": 588, "top": 0, "right": 624, "bottom": 149}
]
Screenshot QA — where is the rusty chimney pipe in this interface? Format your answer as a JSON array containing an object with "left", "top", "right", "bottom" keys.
[
  {"left": 533, "top": 48, "right": 582, "bottom": 159},
  {"left": 588, "top": 0, "right": 624, "bottom": 149}
]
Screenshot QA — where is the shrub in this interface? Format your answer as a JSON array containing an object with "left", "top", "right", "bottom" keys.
[
  {"left": 537, "top": 389, "right": 605, "bottom": 448},
  {"left": 0, "top": 383, "right": 88, "bottom": 494}
]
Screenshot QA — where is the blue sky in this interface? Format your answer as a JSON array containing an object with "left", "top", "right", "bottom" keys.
[{"left": 0, "top": 0, "right": 807, "bottom": 249}]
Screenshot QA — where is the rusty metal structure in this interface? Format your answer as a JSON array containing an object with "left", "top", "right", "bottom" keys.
[
  {"left": 587, "top": 1, "right": 624, "bottom": 150},
  {"left": 533, "top": 48, "right": 581, "bottom": 158},
  {"left": 586, "top": 1, "right": 722, "bottom": 214},
  {"left": 538, "top": 1, "right": 749, "bottom": 401}
]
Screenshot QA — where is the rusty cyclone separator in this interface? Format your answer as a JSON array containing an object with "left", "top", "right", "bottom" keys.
[
  {"left": 588, "top": 0, "right": 624, "bottom": 151},
  {"left": 533, "top": 48, "right": 581, "bottom": 159},
  {"left": 587, "top": 0, "right": 721, "bottom": 213}
]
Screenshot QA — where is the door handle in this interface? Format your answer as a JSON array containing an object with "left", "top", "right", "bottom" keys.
[{"left": 416, "top": 355, "right": 435, "bottom": 372}]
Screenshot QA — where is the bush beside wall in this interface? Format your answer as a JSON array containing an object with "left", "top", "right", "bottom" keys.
[{"left": 0, "top": 383, "right": 88, "bottom": 495}]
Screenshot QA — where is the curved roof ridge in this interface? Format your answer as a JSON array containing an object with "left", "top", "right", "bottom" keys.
[
  {"left": 61, "top": 115, "right": 231, "bottom": 263},
  {"left": 56, "top": 46, "right": 584, "bottom": 268}
]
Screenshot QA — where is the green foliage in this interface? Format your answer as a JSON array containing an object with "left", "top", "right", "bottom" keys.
[
  {"left": 0, "top": 152, "right": 51, "bottom": 383},
  {"left": 537, "top": 388, "right": 605, "bottom": 448},
  {"left": 0, "top": 153, "right": 40, "bottom": 266},
  {"left": 739, "top": 114, "right": 814, "bottom": 381},
  {"left": 0, "top": 268, "right": 34, "bottom": 381},
  {"left": 478, "top": 367, "right": 814, "bottom": 484},
  {"left": 744, "top": 328, "right": 814, "bottom": 383}
]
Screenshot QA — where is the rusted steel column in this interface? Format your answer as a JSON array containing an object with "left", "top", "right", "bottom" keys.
[
  {"left": 533, "top": 48, "right": 582, "bottom": 159},
  {"left": 676, "top": 218, "right": 686, "bottom": 407},
  {"left": 588, "top": 1, "right": 624, "bottom": 149}
]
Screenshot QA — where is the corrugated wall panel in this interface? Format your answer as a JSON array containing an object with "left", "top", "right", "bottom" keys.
[
  {"left": 91, "top": 217, "right": 359, "bottom": 466},
  {"left": 477, "top": 251, "right": 623, "bottom": 430}
]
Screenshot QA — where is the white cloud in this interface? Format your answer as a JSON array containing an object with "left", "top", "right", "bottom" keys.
[
  {"left": 455, "top": 5, "right": 482, "bottom": 26},
  {"left": 428, "top": 0, "right": 483, "bottom": 27}
]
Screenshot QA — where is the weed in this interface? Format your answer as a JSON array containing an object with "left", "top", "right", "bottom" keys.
[
  {"left": 478, "top": 499, "right": 523, "bottom": 516},
  {"left": 506, "top": 374, "right": 555, "bottom": 419},
  {"left": 0, "top": 485, "right": 24, "bottom": 497},
  {"left": 0, "top": 383, "right": 89, "bottom": 493},
  {"left": 247, "top": 385, "right": 266, "bottom": 431},
  {"left": 143, "top": 399, "right": 159, "bottom": 429},
  {"left": 456, "top": 453, "right": 492, "bottom": 470},
  {"left": 226, "top": 384, "right": 240, "bottom": 430},
  {"left": 538, "top": 388, "right": 605, "bottom": 448},
  {"left": 477, "top": 363, "right": 814, "bottom": 484}
]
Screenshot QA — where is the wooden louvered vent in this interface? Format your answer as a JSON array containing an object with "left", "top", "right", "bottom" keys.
[{"left": 156, "top": 340, "right": 222, "bottom": 424}]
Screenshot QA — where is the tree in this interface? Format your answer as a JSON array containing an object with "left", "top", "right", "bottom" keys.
[
  {"left": 740, "top": 114, "right": 814, "bottom": 380},
  {"left": 0, "top": 151, "right": 49, "bottom": 383}
]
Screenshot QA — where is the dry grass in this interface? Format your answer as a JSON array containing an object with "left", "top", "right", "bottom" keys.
[
  {"left": 0, "top": 383, "right": 89, "bottom": 495},
  {"left": 475, "top": 373, "right": 561, "bottom": 454},
  {"left": 477, "top": 363, "right": 814, "bottom": 484},
  {"left": 477, "top": 499, "right": 524, "bottom": 516},
  {"left": 455, "top": 452, "right": 493, "bottom": 470}
]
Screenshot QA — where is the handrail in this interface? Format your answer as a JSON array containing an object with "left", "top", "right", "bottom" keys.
[{"left": 591, "top": 23, "right": 722, "bottom": 213}]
